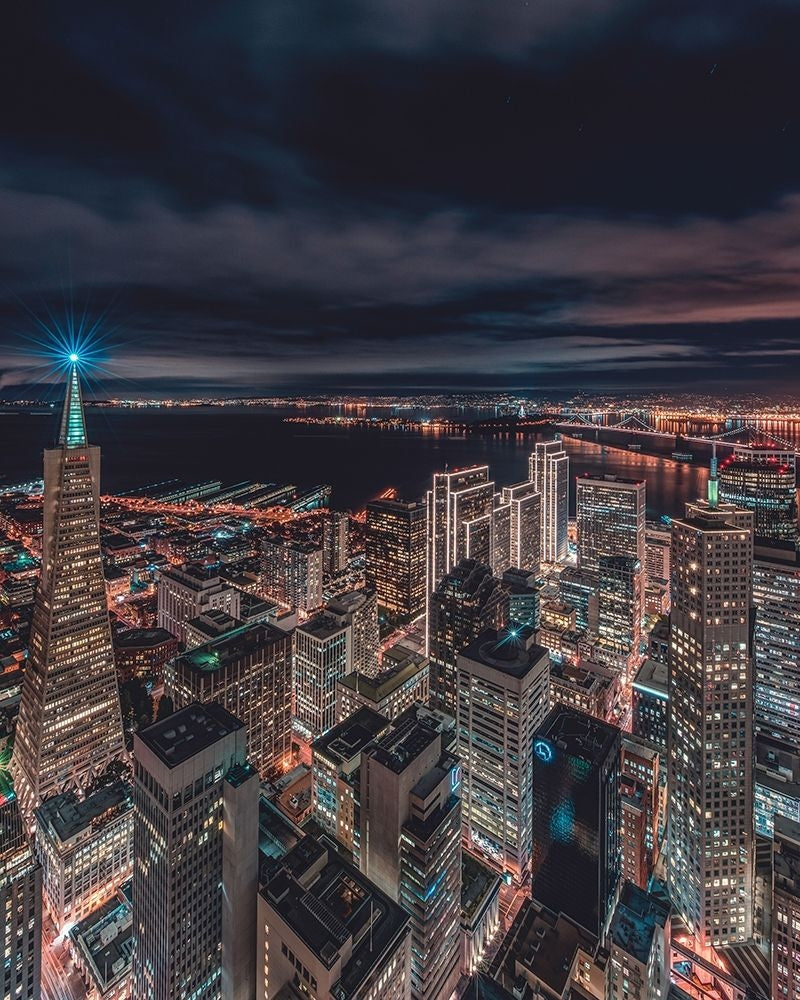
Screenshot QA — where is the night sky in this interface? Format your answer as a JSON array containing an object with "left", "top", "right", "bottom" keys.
[{"left": 2, "top": 1, "right": 800, "bottom": 396}]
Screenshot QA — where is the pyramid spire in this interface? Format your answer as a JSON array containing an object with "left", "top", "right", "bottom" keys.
[{"left": 58, "top": 361, "right": 87, "bottom": 448}]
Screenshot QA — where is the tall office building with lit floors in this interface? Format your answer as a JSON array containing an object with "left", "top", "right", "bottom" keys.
[
  {"left": 667, "top": 498, "right": 755, "bottom": 946},
  {"left": 12, "top": 359, "right": 126, "bottom": 825},
  {"left": 132, "top": 703, "right": 258, "bottom": 1000}
]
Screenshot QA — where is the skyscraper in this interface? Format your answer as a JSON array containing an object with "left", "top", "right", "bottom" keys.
[
  {"left": 294, "top": 611, "right": 352, "bottom": 739},
  {"left": 530, "top": 706, "right": 621, "bottom": 937},
  {"left": 753, "top": 539, "right": 800, "bottom": 745},
  {"left": 576, "top": 474, "right": 646, "bottom": 581},
  {"left": 718, "top": 444, "right": 797, "bottom": 541},
  {"left": 12, "top": 361, "right": 126, "bottom": 824},
  {"left": 360, "top": 707, "right": 462, "bottom": 1000},
  {"left": 1, "top": 792, "right": 41, "bottom": 1000},
  {"left": 426, "top": 466, "right": 494, "bottom": 598},
  {"left": 132, "top": 703, "right": 258, "bottom": 1000},
  {"left": 165, "top": 622, "right": 293, "bottom": 779},
  {"left": 667, "top": 504, "right": 754, "bottom": 946},
  {"left": 772, "top": 816, "right": 800, "bottom": 1000},
  {"left": 322, "top": 510, "right": 349, "bottom": 575},
  {"left": 457, "top": 627, "right": 550, "bottom": 882},
  {"left": 327, "top": 589, "right": 380, "bottom": 678},
  {"left": 500, "top": 480, "right": 542, "bottom": 575},
  {"left": 596, "top": 554, "right": 644, "bottom": 673},
  {"left": 365, "top": 498, "right": 427, "bottom": 620},
  {"left": 529, "top": 439, "right": 569, "bottom": 564},
  {"left": 157, "top": 562, "right": 241, "bottom": 646},
  {"left": 261, "top": 536, "right": 323, "bottom": 613},
  {"left": 427, "top": 559, "right": 509, "bottom": 715}
]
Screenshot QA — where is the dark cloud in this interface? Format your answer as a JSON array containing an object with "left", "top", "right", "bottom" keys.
[{"left": 1, "top": 0, "right": 800, "bottom": 394}]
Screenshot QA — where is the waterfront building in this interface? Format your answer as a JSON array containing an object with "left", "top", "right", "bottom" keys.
[
  {"left": 718, "top": 444, "right": 797, "bottom": 541},
  {"left": 772, "top": 816, "right": 800, "bottom": 1000},
  {"left": 360, "top": 706, "right": 462, "bottom": 1000},
  {"left": 667, "top": 504, "right": 754, "bottom": 946},
  {"left": 322, "top": 510, "right": 349, "bottom": 575},
  {"left": 531, "top": 705, "right": 621, "bottom": 937},
  {"left": 257, "top": 836, "right": 411, "bottom": 1000},
  {"left": 752, "top": 539, "right": 800, "bottom": 745},
  {"left": 165, "top": 622, "right": 293, "bottom": 779},
  {"left": 1, "top": 793, "right": 41, "bottom": 1000},
  {"left": 427, "top": 559, "right": 508, "bottom": 715},
  {"left": 500, "top": 481, "right": 542, "bottom": 575},
  {"left": 365, "top": 498, "right": 427, "bottom": 620},
  {"left": 327, "top": 589, "right": 380, "bottom": 679},
  {"left": 310, "top": 706, "right": 390, "bottom": 860},
  {"left": 35, "top": 781, "right": 133, "bottom": 934},
  {"left": 336, "top": 644, "right": 429, "bottom": 724},
  {"left": 456, "top": 627, "right": 549, "bottom": 882},
  {"left": 576, "top": 475, "right": 646, "bottom": 581},
  {"left": 529, "top": 439, "right": 569, "bottom": 564},
  {"left": 606, "top": 882, "right": 670, "bottom": 1000},
  {"left": 294, "top": 612, "right": 352, "bottom": 739},
  {"left": 157, "top": 562, "right": 241, "bottom": 646},
  {"left": 12, "top": 361, "right": 127, "bottom": 823},
  {"left": 261, "top": 536, "right": 323, "bottom": 614},
  {"left": 132, "top": 703, "right": 258, "bottom": 1000}
]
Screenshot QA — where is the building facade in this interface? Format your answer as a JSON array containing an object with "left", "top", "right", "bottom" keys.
[
  {"left": 323, "top": 510, "right": 349, "bottom": 575},
  {"left": 457, "top": 628, "right": 550, "bottom": 882},
  {"left": 294, "top": 613, "right": 352, "bottom": 739},
  {"left": 667, "top": 505, "right": 754, "bottom": 946},
  {"left": 257, "top": 836, "right": 411, "bottom": 1000},
  {"left": 718, "top": 445, "right": 797, "bottom": 541},
  {"left": 1, "top": 794, "right": 41, "bottom": 1000},
  {"left": 336, "top": 645, "right": 430, "bottom": 724},
  {"left": 772, "top": 815, "right": 800, "bottom": 1000},
  {"left": 261, "top": 537, "right": 323, "bottom": 614},
  {"left": 157, "top": 562, "right": 241, "bottom": 646},
  {"left": 530, "top": 706, "right": 621, "bottom": 937},
  {"left": 500, "top": 481, "right": 542, "bottom": 576},
  {"left": 365, "top": 499, "right": 427, "bottom": 620},
  {"left": 360, "top": 708, "right": 462, "bottom": 1000},
  {"left": 529, "top": 439, "right": 569, "bottom": 564},
  {"left": 165, "top": 622, "right": 293, "bottom": 779},
  {"left": 132, "top": 703, "right": 258, "bottom": 1000},
  {"left": 35, "top": 781, "right": 133, "bottom": 934},
  {"left": 576, "top": 475, "right": 646, "bottom": 582},
  {"left": 12, "top": 362, "right": 126, "bottom": 823}
]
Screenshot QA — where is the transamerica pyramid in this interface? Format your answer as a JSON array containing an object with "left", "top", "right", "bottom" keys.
[{"left": 12, "top": 360, "right": 126, "bottom": 825}]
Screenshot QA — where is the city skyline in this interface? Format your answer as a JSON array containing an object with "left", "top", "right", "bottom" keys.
[{"left": 1, "top": 3, "right": 800, "bottom": 395}]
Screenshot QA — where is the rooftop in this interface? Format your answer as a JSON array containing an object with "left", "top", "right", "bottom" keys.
[
  {"left": 176, "top": 622, "right": 289, "bottom": 675},
  {"left": 367, "top": 711, "right": 442, "bottom": 774},
  {"left": 114, "top": 627, "right": 177, "bottom": 649},
  {"left": 70, "top": 884, "right": 133, "bottom": 991},
  {"left": 137, "top": 702, "right": 243, "bottom": 768},
  {"left": 536, "top": 706, "right": 620, "bottom": 768},
  {"left": 460, "top": 627, "right": 549, "bottom": 681},
  {"left": 633, "top": 658, "right": 669, "bottom": 697},
  {"left": 36, "top": 781, "right": 132, "bottom": 844},
  {"left": 297, "top": 612, "right": 348, "bottom": 642},
  {"left": 261, "top": 837, "right": 409, "bottom": 997},
  {"left": 462, "top": 852, "right": 502, "bottom": 922},
  {"left": 609, "top": 882, "right": 670, "bottom": 964},
  {"left": 338, "top": 654, "right": 428, "bottom": 704},
  {"left": 313, "top": 707, "right": 389, "bottom": 767}
]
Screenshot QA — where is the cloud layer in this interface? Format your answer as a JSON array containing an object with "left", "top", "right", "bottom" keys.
[{"left": 1, "top": 0, "right": 800, "bottom": 393}]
